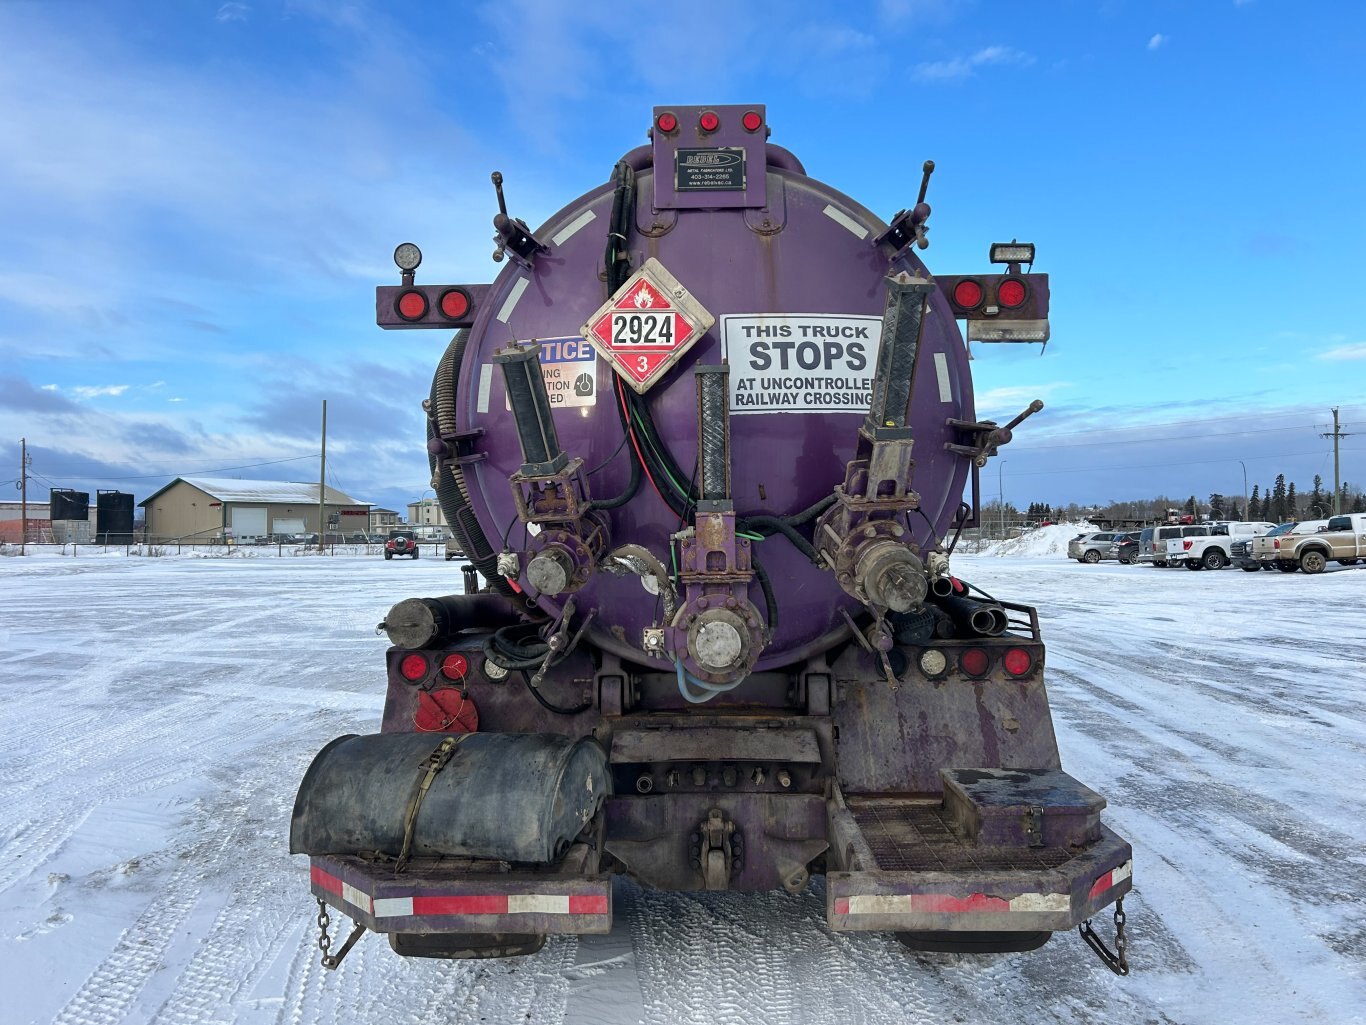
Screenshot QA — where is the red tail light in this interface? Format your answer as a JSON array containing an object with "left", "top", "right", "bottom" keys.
[
  {"left": 699, "top": 111, "right": 720, "bottom": 132},
  {"left": 396, "top": 290, "right": 428, "bottom": 321},
  {"left": 1003, "top": 647, "right": 1033, "bottom": 676},
  {"left": 741, "top": 110, "right": 763, "bottom": 132},
  {"left": 438, "top": 287, "right": 470, "bottom": 320},
  {"left": 441, "top": 653, "right": 468, "bottom": 681},
  {"left": 399, "top": 653, "right": 429, "bottom": 681},
  {"left": 960, "top": 648, "right": 990, "bottom": 677},
  {"left": 1183, "top": 540, "right": 1194, "bottom": 551},
  {"left": 952, "top": 279, "right": 984, "bottom": 310},
  {"left": 1273, "top": 540, "right": 1281, "bottom": 549},
  {"left": 656, "top": 112, "right": 678, "bottom": 134},
  {"left": 998, "top": 278, "right": 1027, "bottom": 308}
]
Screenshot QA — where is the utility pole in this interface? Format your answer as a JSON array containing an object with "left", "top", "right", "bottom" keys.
[
  {"left": 19, "top": 437, "right": 28, "bottom": 555},
  {"left": 1322, "top": 407, "right": 1353, "bottom": 515},
  {"left": 998, "top": 459, "right": 1008, "bottom": 539},
  {"left": 317, "top": 400, "right": 328, "bottom": 551},
  {"left": 1238, "top": 459, "right": 1248, "bottom": 519}
]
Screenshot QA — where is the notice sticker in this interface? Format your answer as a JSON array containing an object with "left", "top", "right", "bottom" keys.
[
  {"left": 720, "top": 314, "right": 881, "bottom": 414},
  {"left": 505, "top": 336, "right": 597, "bottom": 409}
]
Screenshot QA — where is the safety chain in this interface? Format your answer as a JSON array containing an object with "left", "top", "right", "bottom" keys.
[
  {"left": 314, "top": 896, "right": 367, "bottom": 970},
  {"left": 1079, "top": 896, "right": 1130, "bottom": 976}
]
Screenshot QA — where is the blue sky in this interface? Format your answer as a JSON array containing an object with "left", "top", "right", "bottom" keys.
[{"left": 2, "top": 0, "right": 1363, "bottom": 517}]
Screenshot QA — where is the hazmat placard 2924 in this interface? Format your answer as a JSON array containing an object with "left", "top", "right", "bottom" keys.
[
  {"left": 507, "top": 337, "right": 597, "bottom": 409},
  {"left": 720, "top": 314, "right": 881, "bottom": 414}
]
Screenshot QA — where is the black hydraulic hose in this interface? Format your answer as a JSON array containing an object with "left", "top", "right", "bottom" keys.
[
  {"left": 586, "top": 436, "right": 641, "bottom": 511},
  {"left": 481, "top": 632, "right": 546, "bottom": 672},
  {"left": 781, "top": 493, "right": 837, "bottom": 526},
  {"left": 752, "top": 555, "right": 778, "bottom": 631},
  {"left": 518, "top": 671, "right": 593, "bottom": 716},
  {"left": 737, "top": 514, "right": 821, "bottom": 563},
  {"left": 491, "top": 624, "right": 549, "bottom": 660}
]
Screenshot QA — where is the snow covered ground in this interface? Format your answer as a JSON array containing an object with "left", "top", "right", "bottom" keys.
[{"left": 2, "top": 547, "right": 1364, "bottom": 1025}]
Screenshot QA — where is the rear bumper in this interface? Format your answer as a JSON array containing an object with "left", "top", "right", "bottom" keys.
[
  {"left": 827, "top": 825, "right": 1131, "bottom": 933},
  {"left": 309, "top": 854, "right": 613, "bottom": 935}
]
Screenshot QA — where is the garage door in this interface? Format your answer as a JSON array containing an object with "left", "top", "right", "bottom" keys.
[
  {"left": 273, "top": 517, "right": 306, "bottom": 535},
  {"left": 231, "top": 507, "right": 268, "bottom": 539}
]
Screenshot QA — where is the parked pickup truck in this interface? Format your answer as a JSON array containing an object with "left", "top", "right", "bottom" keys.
[
  {"left": 1237, "top": 521, "right": 1325, "bottom": 571},
  {"left": 1260, "top": 513, "right": 1366, "bottom": 574},
  {"left": 1165, "top": 521, "right": 1277, "bottom": 570}
]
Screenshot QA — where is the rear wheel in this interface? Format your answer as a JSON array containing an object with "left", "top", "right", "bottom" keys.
[
  {"left": 388, "top": 932, "right": 545, "bottom": 959},
  {"left": 1202, "top": 549, "right": 1227, "bottom": 570},
  {"left": 1185, "top": 559, "right": 1202, "bottom": 570},
  {"left": 897, "top": 930, "right": 1052, "bottom": 954},
  {"left": 384, "top": 552, "right": 393, "bottom": 560},
  {"left": 1276, "top": 561, "right": 1299, "bottom": 573},
  {"left": 1155, "top": 560, "right": 1167, "bottom": 568},
  {"left": 1300, "top": 550, "right": 1327, "bottom": 574},
  {"left": 1241, "top": 563, "right": 1261, "bottom": 572},
  {"left": 1338, "top": 558, "right": 1360, "bottom": 566},
  {"left": 1082, "top": 550, "right": 1101, "bottom": 564}
]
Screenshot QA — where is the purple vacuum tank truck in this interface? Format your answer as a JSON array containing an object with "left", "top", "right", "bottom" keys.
[{"left": 291, "top": 104, "right": 1133, "bottom": 973}]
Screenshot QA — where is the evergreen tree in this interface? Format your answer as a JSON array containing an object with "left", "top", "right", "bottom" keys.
[
  {"left": 1311, "top": 474, "right": 1324, "bottom": 516},
  {"left": 1354, "top": 493, "right": 1366, "bottom": 513},
  {"left": 1286, "top": 482, "right": 1298, "bottom": 520},
  {"left": 1271, "top": 474, "right": 1287, "bottom": 522},
  {"left": 1228, "top": 500, "right": 1243, "bottom": 520},
  {"left": 1248, "top": 485, "right": 1261, "bottom": 520},
  {"left": 1186, "top": 495, "right": 1198, "bottom": 517},
  {"left": 1208, "top": 493, "right": 1226, "bottom": 519}
]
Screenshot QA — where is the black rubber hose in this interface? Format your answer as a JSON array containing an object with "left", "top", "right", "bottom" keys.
[
  {"left": 586, "top": 433, "right": 641, "bottom": 511},
  {"left": 752, "top": 555, "right": 778, "bottom": 631},
  {"left": 481, "top": 634, "right": 545, "bottom": 672},
  {"left": 737, "top": 514, "right": 821, "bottom": 563},
  {"left": 780, "top": 493, "right": 837, "bottom": 526},
  {"left": 491, "top": 624, "right": 549, "bottom": 660},
  {"left": 518, "top": 671, "right": 592, "bottom": 716}
]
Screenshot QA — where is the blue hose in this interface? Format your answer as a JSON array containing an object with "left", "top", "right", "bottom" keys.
[{"left": 674, "top": 661, "right": 742, "bottom": 704}]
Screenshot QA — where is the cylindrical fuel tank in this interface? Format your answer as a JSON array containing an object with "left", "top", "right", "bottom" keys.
[
  {"left": 447, "top": 141, "right": 976, "bottom": 670},
  {"left": 290, "top": 732, "right": 609, "bottom": 864}
]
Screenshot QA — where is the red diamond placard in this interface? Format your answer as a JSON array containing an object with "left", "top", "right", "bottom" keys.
[{"left": 581, "top": 257, "right": 714, "bottom": 393}]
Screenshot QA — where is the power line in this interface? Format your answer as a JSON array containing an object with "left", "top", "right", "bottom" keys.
[
  {"left": 988, "top": 404, "right": 1366, "bottom": 440},
  {"left": 1007, "top": 447, "right": 1366, "bottom": 477},
  {"left": 1017, "top": 421, "right": 1362, "bottom": 452},
  {"left": 32, "top": 454, "right": 319, "bottom": 482}
]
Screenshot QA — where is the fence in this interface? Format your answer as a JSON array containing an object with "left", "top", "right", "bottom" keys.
[{"left": 0, "top": 539, "right": 460, "bottom": 559}]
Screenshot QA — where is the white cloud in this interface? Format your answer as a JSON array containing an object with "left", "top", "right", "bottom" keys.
[
  {"left": 1317, "top": 343, "right": 1366, "bottom": 361},
  {"left": 71, "top": 385, "right": 129, "bottom": 399},
  {"left": 976, "top": 382, "right": 1073, "bottom": 409},
  {"left": 168, "top": 397, "right": 185, "bottom": 403},
  {"left": 914, "top": 45, "right": 1034, "bottom": 82},
  {"left": 215, "top": 3, "right": 249, "bottom": 23},
  {"left": 41, "top": 383, "right": 58, "bottom": 391},
  {"left": 1148, "top": 33, "right": 1166, "bottom": 50}
]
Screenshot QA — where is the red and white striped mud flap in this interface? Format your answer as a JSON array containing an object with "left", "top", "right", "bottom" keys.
[
  {"left": 827, "top": 833, "right": 1132, "bottom": 933},
  {"left": 309, "top": 855, "right": 612, "bottom": 935}
]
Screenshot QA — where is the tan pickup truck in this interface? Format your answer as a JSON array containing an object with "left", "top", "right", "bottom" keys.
[{"left": 1259, "top": 513, "right": 1366, "bottom": 574}]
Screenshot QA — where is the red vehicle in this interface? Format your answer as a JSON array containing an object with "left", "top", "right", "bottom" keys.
[{"left": 384, "top": 529, "right": 420, "bottom": 560}]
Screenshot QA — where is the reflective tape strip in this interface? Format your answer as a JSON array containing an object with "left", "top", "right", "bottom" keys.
[
  {"left": 476, "top": 362, "right": 494, "bottom": 413},
  {"left": 933, "top": 352, "right": 952, "bottom": 402},
  {"left": 551, "top": 209, "right": 596, "bottom": 246},
  {"left": 834, "top": 891, "right": 1069, "bottom": 916},
  {"left": 509, "top": 894, "right": 570, "bottom": 915},
  {"left": 1088, "top": 859, "right": 1134, "bottom": 900},
  {"left": 497, "top": 277, "right": 530, "bottom": 323},
  {"left": 373, "top": 897, "right": 414, "bottom": 918},
  {"left": 372, "top": 893, "right": 610, "bottom": 918},
  {"left": 311, "top": 866, "right": 372, "bottom": 915},
  {"left": 341, "top": 881, "right": 372, "bottom": 915},
  {"left": 311, "top": 865, "right": 342, "bottom": 896},
  {"left": 822, "top": 204, "right": 869, "bottom": 240}
]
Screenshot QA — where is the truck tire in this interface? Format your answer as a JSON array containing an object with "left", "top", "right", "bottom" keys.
[
  {"left": 1154, "top": 560, "right": 1168, "bottom": 568},
  {"left": 1276, "top": 562, "right": 1298, "bottom": 573},
  {"left": 1082, "top": 550, "right": 1101, "bottom": 564},
  {"left": 384, "top": 552, "right": 393, "bottom": 560},
  {"left": 1185, "top": 560, "right": 1202, "bottom": 570},
  {"left": 1299, "top": 550, "right": 1327, "bottom": 575},
  {"left": 1241, "top": 563, "right": 1261, "bottom": 572},
  {"left": 1338, "top": 558, "right": 1360, "bottom": 566},
  {"left": 1202, "top": 550, "right": 1227, "bottom": 570}
]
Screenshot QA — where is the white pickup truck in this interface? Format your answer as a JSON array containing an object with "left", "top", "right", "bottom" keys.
[
  {"left": 1260, "top": 513, "right": 1366, "bottom": 574},
  {"left": 1165, "top": 521, "right": 1277, "bottom": 570}
]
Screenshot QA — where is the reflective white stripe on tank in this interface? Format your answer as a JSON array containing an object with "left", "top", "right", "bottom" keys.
[
  {"left": 551, "top": 209, "right": 596, "bottom": 246},
  {"left": 372, "top": 896, "right": 413, "bottom": 918},
  {"left": 496, "top": 276, "right": 530, "bottom": 323},
  {"left": 341, "top": 881, "right": 372, "bottom": 914},
  {"left": 934, "top": 352, "right": 952, "bottom": 403},
  {"left": 476, "top": 362, "right": 494, "bottom": 413},
  {"left": 822, "top": 204, "right": 869, "bottom": 239},
  {"left": 508, "top": 894, "right": 571, "bottom": 914}
]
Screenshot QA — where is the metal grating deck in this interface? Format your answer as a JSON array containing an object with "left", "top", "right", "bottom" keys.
[{"left": 847, "top": 797, "right": 1078, "bottom": 873}]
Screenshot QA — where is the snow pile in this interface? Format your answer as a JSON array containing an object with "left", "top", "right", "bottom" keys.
[{"left": 970, "top": 522, "right": 1094, "bottom": 558}]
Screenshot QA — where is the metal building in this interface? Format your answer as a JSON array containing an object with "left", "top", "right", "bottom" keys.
[{"left": 139, "top": 477, "right": 370, "bottom": 543}]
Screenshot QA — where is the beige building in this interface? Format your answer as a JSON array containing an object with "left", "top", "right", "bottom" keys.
[
  {"left": 370, "top": 507, "right": 401, "bottom": 532},
  {"left": 407, "top": 498, "right": 449, "bottom": 530},
  {"left": 140, "top": 477, "right": 370, "bottom": 542}
]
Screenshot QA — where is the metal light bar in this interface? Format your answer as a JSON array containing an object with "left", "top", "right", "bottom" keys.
[{"left": 990, "top": 242, "right": 1035, "bottom": 265}]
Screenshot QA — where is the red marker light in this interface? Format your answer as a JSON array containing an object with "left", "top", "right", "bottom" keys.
[
  {"left": 741, "top": 110, "right": 763, "bottom": 132},
  {"left": 998, "top": 278, "right": 1027, "bottom": 308},
  {"left": 396, "top": 290, "right": 428, "bottom": 321},
  {"left": 399, "top": 653, "right": 429, "bottom": 681},
  {"left": 656, "top": 112, "right": 678, "bottom": 133},
  {"left": 438, "top": 288, "right": 470, "bottom": 320},
  {"left": 952, "top": 279, "right": 984, "bottom": 310},
  {"left": 699, "top": 111, "right": 720, "bottom": 133},
  {"left": 960, "top": 648, "right": 990, "bottom": 677},
  {"left": 441, "top": 653, "right": 468, "bottom": 681},
  {"left": 1003, "top": 647, "right": 1033, "bottom": 676}
]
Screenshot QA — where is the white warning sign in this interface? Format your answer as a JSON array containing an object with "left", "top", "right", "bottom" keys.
[
  {"left": 506, "top": 336, "right": 598, "bottom": 410},
  {"left": 720, "top": 313, "right": 881, "bottom": 414}
]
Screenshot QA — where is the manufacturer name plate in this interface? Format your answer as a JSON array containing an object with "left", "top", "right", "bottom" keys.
[{"left": 675, "top": 148, "right": 746, "bottom": 192}]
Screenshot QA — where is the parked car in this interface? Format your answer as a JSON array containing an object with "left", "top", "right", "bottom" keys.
[
  {"left": 1067, "top": 531, "right": 1120, "bottom": 563},
  {"left": 1107, "top": 531, "right": 1143, "bottom": 564},
  {"left": 1165, "top": 521, "right": 1277, "bottom": 571},
  {"left": 445, "top": 537, "right": 465, "bottom": 561},
  {"left": 385, "top": 529, "right": 420, "bottom": 560},
  {"left": 1138, "top": 523, "right": 1209, "bottom": 566},
  {"left": 1235, "top": 522, "right": 1306, "bottom": 571},
  {"left": 1261, "top": 513, "right": 1366, "bottom": 574}
]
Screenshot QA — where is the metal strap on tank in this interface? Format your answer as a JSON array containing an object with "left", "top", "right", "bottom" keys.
[{"left": 395, "top": 735, "right": 466, "bottom": 873}]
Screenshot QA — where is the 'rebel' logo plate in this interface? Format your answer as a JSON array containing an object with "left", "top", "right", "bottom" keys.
[{"left": 581, "top": 257, "right": 715, "bottom": 393}]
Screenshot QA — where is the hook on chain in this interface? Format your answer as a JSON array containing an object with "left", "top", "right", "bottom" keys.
[
  {"left": 1079, "top": 896, "right": 1130, "bottom": 976},
  {"left": 315, "top": 896, "right": 366, "bottom": 970}
]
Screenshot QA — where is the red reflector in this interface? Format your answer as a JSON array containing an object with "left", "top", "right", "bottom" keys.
[
  {"left": 656, "top": 112, "right": 678, "bottom": 133},
  {"left": 438, "top": 288, "right": 469, "bottom": 320},
  {"left": 741, "top": 110, "right": 762, "bottom": 132},
  {"left": 441, "top": 653, "right": 468, "bottom": 680},
  {"left": 414, "top": 688, "right": 478, "bottom": 733},
  {"left": 399, "top": 653, "right": 429, "bottom": 681},
  {"left": 699, "top": 111, "right": 720, "bottom": 132},
  {"left": 1003, "top": 647, "right": 1033, "bottom": 676},
  {"left": 998, "top": 278, "right": 1027, "bottom": 308},
  {"left": 960, "top": 648, "right": 990, "bottom": 677},
  {"left": 396, "top": 290, "right": 428, "bottom": 321},
  {"left": 952, "top": 279, "right": 984, "bottom": 310}
]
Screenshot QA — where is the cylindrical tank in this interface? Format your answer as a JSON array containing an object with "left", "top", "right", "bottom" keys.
[{"left": 441, "top": 122, "right": 975, "bottom": 672}]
